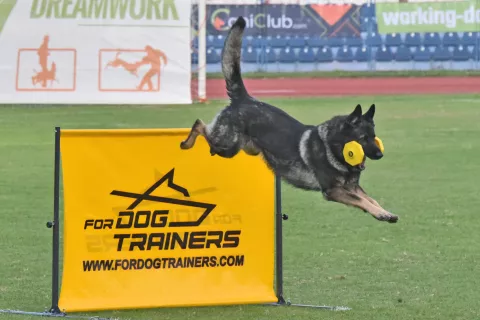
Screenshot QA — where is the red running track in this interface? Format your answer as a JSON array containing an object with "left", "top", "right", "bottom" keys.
[{"left": 206, "top": 77, "right": 480, "bottom": 99}]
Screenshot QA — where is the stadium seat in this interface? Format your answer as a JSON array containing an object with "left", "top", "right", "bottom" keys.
[
  {"left": 207, "top": 36, "right": 215, "bottom": 48},
  {"left": 361, "top": 18, "right": 376, "bottom": 32},
  {"left": 270, "top": 35, "right": 288, "bottom": 48},
  {"left": 307, "top": 36, "right": 327, "bottom": 47},
  {"left": 191, "top": 51, "right": 198, "bottom": 64},
  {"left": 252, "top": 36, "right": 268, "bottom": 48},
  {"left": 327, "top": 37, "right": 345, "bottom": 47},
  {"left": 360, "top": 17, "right": 369, "bottom": 31},
  {"left": 443, "top": 32, "right": 460, "bottom": 47},
  {"left": 385, "top": 33, "right": 402, "bottom": 47},
  {"left": 192, "top": 37, "right": 198, "bottom": 49},
  {"left": 298, "top": 47, "right": 316, "bottom": 63},
  {"left": 461, "top": 32, "right": 478, "bottom": 46},
  {"left": 360, "top": 3, "right": 375, "bottom": 18},
  {"left": 423, "top": 33, "right": 441, "bottom": 47},
  {"left": 242, "top": 46, "right": 258, "bottom": 63},
  {"left": 473, "top": 46, "right": 480, "bottom": 60},
  {"left": 412, "top": 46, "right": 431, "bottom": 61},
  {"left": 452, "top": 45, "right": 471, "bottom": 61},
  {"left": 375, "top": 46, "right": 394, "bottom": 62},
  {"left": 335, "top": 47, "right": 354, "bottom": 62},
  {"left": 345, "top": 37, "right": 363, "bottom": 47},
  {"left": 432, "top": 46, "right": 452, "bottom": 61},
  {"left": 316, "top": 47, "right": 333, "bottom": 63},
  {"left": 279, "top": 47, "right": 297, "bottom": 63},
  {"left": 354, "top": 46, "right": 369, "bottom": 62},
  {"left": 213, "top": 35, "right": 225, "bottom": 49},
  {"left": 263, "top": 47, "right": 277, "bottom": 63},
  {"left": 366, "top": 33, "right": 383, "bottom": 47},
  {"left": 394, "top": 46, "right": 412, "bottom": 62},
  {"left": 288, "top": 36, "right": 306, "bottom": 48},
  {"left": 242, "top": 37, "right": 252, "bottom": 49},
  {"left": 206, "top": 48, "right": 221, "bottom": 64},
  {"left": 404, "top": 33, "right": 422, "bottom": 47}
]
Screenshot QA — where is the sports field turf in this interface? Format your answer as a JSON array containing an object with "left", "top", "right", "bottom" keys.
[{"left": 1, "top": 93, "right": 480, "bottom": 320}]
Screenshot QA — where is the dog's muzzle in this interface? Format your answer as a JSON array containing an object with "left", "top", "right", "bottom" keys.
[{"left": 369, "top": 151, "right": 383, "bottom": 160}]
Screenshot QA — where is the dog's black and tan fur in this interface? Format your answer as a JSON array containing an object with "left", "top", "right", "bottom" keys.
[{"left": 181, "top": 17, "right": 398, "bottom": 223}]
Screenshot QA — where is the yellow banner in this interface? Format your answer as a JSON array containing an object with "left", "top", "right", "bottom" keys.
[{"left": 58, "top": 128, "right": 276, "bottom": 312}]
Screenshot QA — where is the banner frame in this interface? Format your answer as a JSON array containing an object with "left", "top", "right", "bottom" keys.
[
  {"left": 1, "top": 127, "right": 352, "bottom": 319},
  {"left": 49, "top": 126, "right": 61, "bottom": 314}
]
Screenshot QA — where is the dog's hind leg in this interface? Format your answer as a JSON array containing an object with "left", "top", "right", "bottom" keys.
[
  {"left": 323, "top": 187, "right": 398, "bottom": 223},
  {"left": 180, "top": 119, "right": 206, "bottom": 150},
  {"left": 180, "top": 118, "right": 242, "bottom": 159}
]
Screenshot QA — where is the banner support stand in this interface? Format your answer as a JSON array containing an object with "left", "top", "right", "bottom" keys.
[
  {"left": 266, "top": 176, "right": 352, "bottom": 311},
  {"left": 274, "top": 175, "right": 287, "bottom": 305},
  {"left": 46, "top": 126, "right": 62, "bottom": 315}
]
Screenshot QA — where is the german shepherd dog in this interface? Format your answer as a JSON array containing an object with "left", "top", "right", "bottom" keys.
[{"left": 181, "top": 17, "right": 398, "bottom": 223}]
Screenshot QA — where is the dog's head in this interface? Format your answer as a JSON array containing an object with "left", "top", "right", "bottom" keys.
[{"left": 340, "top": 104, "right": 383, "bottom": 167}]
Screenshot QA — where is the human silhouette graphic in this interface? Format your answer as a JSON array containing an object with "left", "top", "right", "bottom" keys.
[
  {"left": 32, "top": 35, "right": 58, "bottom": 88},
  {"left": 105, "top": 46, "right": 168, "bottom": 91}
]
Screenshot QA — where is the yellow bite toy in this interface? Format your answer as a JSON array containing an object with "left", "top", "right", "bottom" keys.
[
  {"left": 343, "top": 141, "right": 365, "bottom": 167},
  {"left": 375, "top": 136, "right": 385, "bottom": 153}
]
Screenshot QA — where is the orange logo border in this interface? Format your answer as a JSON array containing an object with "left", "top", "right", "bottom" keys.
[{"left": 15, "top": 48, "right": 77, "bottom": 92}]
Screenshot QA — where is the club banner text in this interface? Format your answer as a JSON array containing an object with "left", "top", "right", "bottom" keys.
[
  {"left": 376, "top": 0, "right": 480, "bottom": 33},
  {"left": 192, "top": 3, "right": 361, "bottom": 37},
  {"left": 58, "top": 128, "right": 276, "bottom": 312}
]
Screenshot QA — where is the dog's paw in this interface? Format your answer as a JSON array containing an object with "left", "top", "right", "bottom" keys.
[
  {"left": 375, "top": 211, "right": 398, "bottom": 223},
  {"left": 180, "top": 141, "right": 189, "bottom": 149},
  {"left": 387, "top": 214, "right": 399, "bottom": 223}
]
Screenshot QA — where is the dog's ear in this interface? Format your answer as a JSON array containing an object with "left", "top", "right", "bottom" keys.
[
  {"left": 346, "top": 104, "right": 362, "bottom": 125},
  {"left": 363, "top": 104, "right": 375, "bottom": 122}
]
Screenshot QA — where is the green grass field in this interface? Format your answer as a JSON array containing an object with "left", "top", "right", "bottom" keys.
[{"left": 1, "top": 94, "right": 480, "bottom": 320}]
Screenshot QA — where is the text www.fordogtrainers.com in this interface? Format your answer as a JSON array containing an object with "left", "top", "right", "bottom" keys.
[{"left": 83, "top": 255, "right": 245, "bottom": 272}]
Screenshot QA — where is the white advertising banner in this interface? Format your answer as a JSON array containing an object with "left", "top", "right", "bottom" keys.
[{"left": 0, "top": 0, "right": 192, "bottom": 104}]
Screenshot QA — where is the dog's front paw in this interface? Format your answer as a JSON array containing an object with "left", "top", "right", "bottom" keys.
[
  {"left": 375, "top": 211, "right": 399, "bottom": 223},
  {"left": 387, "top": 213, "right": 399, "bottom": 223},
  {"left": 180, "top": 140, "right": 189, "bottom": 149}
]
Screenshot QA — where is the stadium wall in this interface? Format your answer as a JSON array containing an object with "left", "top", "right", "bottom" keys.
[{"left": 191, "top": 0, "right": 480, "bottom": 73}]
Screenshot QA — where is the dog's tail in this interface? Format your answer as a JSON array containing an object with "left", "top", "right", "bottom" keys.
[{"left": 221, "top": 16, "right": 249, "bottom": 102}]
